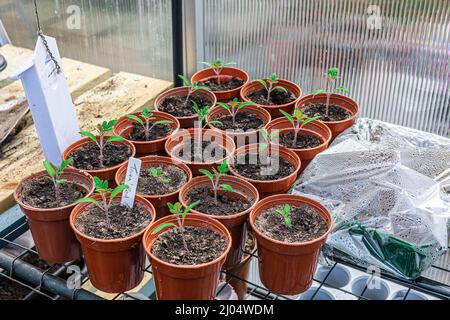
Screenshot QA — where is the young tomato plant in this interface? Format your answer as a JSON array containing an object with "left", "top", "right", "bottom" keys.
[
  {"left": 276, "top": 204, "right": 292, "bottom": 228},
  {"left": 198, "top": 160, "right": 234, "bottom": 205},
  {"left": 178, "top": 74, "right": 210, "bottom": 108},
  {"left": 200, "top": 59, "right": 236, "bottom": 85},
  {"left": 42, "top": 157, "right": 73, "bottom": 201},
  {"left": 149, "top": 167, "right": 170, "bottom": 184},
  {"left": 313, "top": 67, "right": 350, "bottom": 117},
  {"left": 216, "top": 98, "right": 254, "bottom": 127},
  {"left": 126, "top": 107, "right": 173, "bottom": 141},
  {"left": 151, "top": 201, "right": 201, "bottom": 252},
  {"left": 75, "top": 177, "right": 128, "bottom": 228},
  {"left": 79, "top": 120, "right": 124, "bottom": 168},
  {"left": 279, "top": 108, "right": 321, "bottom": 147},
  {"left": 258, "top": 128, "right": 280, "bottom": 152},
  {"left": 257, "top": 73, "right": 288, "bottom": 103}
]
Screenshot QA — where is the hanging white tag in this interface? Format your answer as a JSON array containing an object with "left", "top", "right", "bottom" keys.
[
  {"left": 121, "top": 157, "right": 142, "bottom": 208},
  {"left": 11, "top": 35, "right": 80, "bottom": 165}
]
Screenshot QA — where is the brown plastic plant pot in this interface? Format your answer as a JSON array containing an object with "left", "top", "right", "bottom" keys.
[
  {"left": 164, "top": 128, "right": 236, "bottom": 176},
  {"left": 154, "top": 87, "right": 217, "bottom": 128},
  {"left": 178, "top": 175, "right": 259, "bottom": 270},
  {"left": 191, "top": 66, "right": 249, "bottom": 102},
  {"left": 143, "top": 213, "right": 232, "bottom": 300},
  {"left": 70, "top": 195, "right": 156, "bottom": 293},
  {"left": 240, "top": 79, "right": 302, "bottom": 118},
  {"left": 206, "top": 103, "right": 272, "bottom": 147},
  {"left": 62, "top": 137, "right": 136, "bottom": 186},
  {"left": 249, "top": 194, "right": 333, "bottom": 295},
  {"left": 113, "top": 111, "right": 180, "bottom": 157},
  {"left": 228, "top": 143, "right": 301, "bottom": 199},
  {"left": 297, "top": 93, "right": 360, "bottom": 140},
  {"left": 13, "top": 169, "right": 94, "bottom": 264},
  {"left": 264, "top": 117, "right": 332, "bottom": 173},
  {"left": 115, "top": 155, "right": 193, "bottom": 220}
]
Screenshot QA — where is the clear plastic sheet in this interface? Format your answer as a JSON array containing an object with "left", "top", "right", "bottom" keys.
[{"left": 291, "top": 118, "right": 450, "bottom": 279}]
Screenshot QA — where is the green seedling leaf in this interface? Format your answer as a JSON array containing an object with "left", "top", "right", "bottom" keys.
[
  {"left": 216, "top": 102, "right": 230, "bottom": 111},
  {"left": 79, "top": 131, "right": 97, "bottom": 142},
  {"left": 273, "top": 86, "right": 288, "bottom": 93},
  {"left": 150, "top": 167, "right": 162, "bottom": 177},
  {"left": 259, "top": 128, "right": 269, "bottom": 140},
  {"left": 161, "top": 177, "right": 170, "bottom": 184},
  {"left": 327, "top": 67, "right": 339, "bottom": 79},
  {"left": 178, "top": 74, "right": 191, "bottom": 87},
  {"left": 336, "top": 86, "right": 350, "bottom": 93},
  {"left": 280, "top": 110, "right": 295, "bottom": 126},
  {"left": 107, "top": 135, "right": 124, "bottom": 143},
  {"left": 183, "top": 200, "right": 201, "bottom": 220},
  {"left": 110, "top": 184, "right": 128, "bottom": 201},
  {"left": 55, "top": 179, "right": 67, "bottom": 185},
  {"left": 217, "top": 160, "right": 229, "bottom": 174},
  {"left": 142, "top": 107, "right": 152, "bottom": 118},
  {"left": 167, "top": 202, "right": 183, "bottom": 215},
  {"left": 199, "top": 169, "right": 214, "bottom": 182},
  {"left": 59, "top": 157, "right": 73, "bottom": 172},
  {"left": 256, "top": 79, "right": 268, "bottom": 90},
  {"left": 208, "top": 120, "right": 223, "bottom": 126},
  {"left": 259, "top": 143, "right": 268, "bottom": 152},
  {"left": 75, "top": 197, "right": 99, "bottom": 205},
  {"left": 151, "top": 222, "right": 177, "bottom": 235},
  {"left": 220, "top": 184, "right": 234, "bottom": 192},
  {"left": 201, "top": 61, "right": 213, "bottom": 69},
  {"left": 293, "top": 108, "right": 303, "bottom": 119},
  {"left": 238, "top": 101, "right": 254, "bottom": 109},
  {"left": 312, "top": 89, "right": 326, "bottom": 95},
  {"left": 126, "top": 114, "right": 144, "bottom": 126},
  {"left": 153, "top": 120, "right": 173, "bottom": 126},
  {"left": 43, "top": 160, "right": 56, "bottom": 178},
  {"left": 302, "top": 116, "right": 321, "bottom": 125}
]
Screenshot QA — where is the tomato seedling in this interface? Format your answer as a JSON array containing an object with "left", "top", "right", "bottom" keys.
[
  {"left": 126, "top": 107, "right": 173, "bottom": 141},
  {"left": 199, "top": 160, "right": 234, "bottom": 205},
  {"left": 178, "top": 74, "right": 210, "bottom": 108},
  {"left": 42, "top": 157, "right": 73, "bottom": 201},
  {"left": 279, "top": 108, "right": 321, "bottom": 147},
  {"left": 256, "top": 73, "right": 288, "bottom": 103},
  {"left": 200, "top": 59, "right": 236, "bottom": 85},
  {"left": 313, "top": 67, "right": 350, "bottom": 117},
  {"left": 276, "top": 204, "right": 292, "bottom": 228},
  {"left": 149, "top": 167, "right": 170, "bottom": 184},
  {"left": 216, "top": 98, "right": 254, "bottom": 127}
]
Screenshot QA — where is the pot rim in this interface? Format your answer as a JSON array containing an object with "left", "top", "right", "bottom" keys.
[
  {"left": 62, "top": 137, "right": 136, "bottom": 174},
  {"left": 249, "top": 194, "right": 334, "bottom": 246},
  {"left": 13, "top": 168, "right": 95, "bottom": 212},
  {"left": 297, "top": 93, "right": 360, "bottom": 125},
  {"left": 241, "top": 79, "right": 302, "bottom": 109},
  {"left": 269, "top": 127, "right": 328, "bottom": 153},
  {"left": 228, "top": 143, "right": 301, "bottom": 185},
  {"left": 191, "top": 66, "right": 250, "bottom": 94},
  {"left": 115, "top": 155, "right": 193, "bottom": 199},
  {"left": 70, "top": 194, "right": 155, "bottom": 244},
  {"left": 114, "top": 111, "right": 181, "bottom": 145},
  {"left": 178, "top": 175, "right": 260, "bottom": 221}
]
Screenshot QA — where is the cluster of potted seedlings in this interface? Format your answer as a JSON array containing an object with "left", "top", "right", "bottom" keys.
[{"left": 14, "top": 61, "right": 359, "bottom": 299}]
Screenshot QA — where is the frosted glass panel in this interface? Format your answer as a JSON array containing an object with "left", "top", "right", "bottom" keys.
[
  {"left": 0, "top": 0, "right": 173, "bottom": 80},
  {"left": 202, "top": 0, "right": 450, "bottom": 137}
]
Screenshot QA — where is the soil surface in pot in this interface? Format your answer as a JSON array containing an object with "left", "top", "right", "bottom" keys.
[
  {"left": 159, "top": 95, "right": 212, "bottom": 118},
  {"left": 199, "top": 77, "right": 244, "bottom": 92},
  {"left": 232, "top": 154, "right": 295, "bottom": 181},
  {"left": 255, "top": 204, "right": 328, "bottom": 243},
  {"left": 19, "top": 176, "right": 87, "bottom": 209},
  {"left": 186, "top": 186, "right": 252, "bottom": 216},
  {"left": 279, "top": 131, "right": 323, "bottom": 149},
  {"left": 173, "top": 140, "right": 226, "bottom": 162},
  {"left": 303, "top": 103, "right": 352, "bottom": 122},
  {"left": 126, "top": 122, "right": 173, "bottom": 142},
  {"left": 152, "top": 226, "right": 227, "bottom": 265},
  {"left": 134, "top": 164, "right": 187, "bottom": 195},
  {"left": 69, "top": 142, "right": 132, "bottom": 170},
  {"left": 75, "top": 202, "right": 151, "bottom": 240},
  {"left": 0, "top": 277, "right": 30, "bottom": 300},
  {"left": 213, "top": 112, "right": 264, "bottom": 132},
  {"left": 247, "top": 88, "right": 296, "bottom": 106},
  {"left": 22, "top": 252, "right": 58, "bottom": 273}
]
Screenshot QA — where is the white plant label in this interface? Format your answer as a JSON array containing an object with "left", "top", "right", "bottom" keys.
[
  {"left": 121, "top": 157, "right": 142, "bottom": 208},
  {"left": 11, "top": 35, "right": 80, "bottom": 165}
]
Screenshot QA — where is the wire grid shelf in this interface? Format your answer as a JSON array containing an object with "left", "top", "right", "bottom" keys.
[{"left": 0, "top": 218, "right": 449, "bottom": 301}]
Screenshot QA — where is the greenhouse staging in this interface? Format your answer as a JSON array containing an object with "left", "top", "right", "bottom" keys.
[{"left": 0, "top": 0, "right": 449, "bottom": 313}]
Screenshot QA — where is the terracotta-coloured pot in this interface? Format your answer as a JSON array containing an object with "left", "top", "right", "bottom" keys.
[
  {"left": 191, "top": 67, "right": 249, "bottom": 102},
  {"left": 70, "top": 195, "right": 155, "bottom": 293},
  {"left": 240, "top": 79, "right": 302, "bottom": 118},
  {"left": 154, "top": 87, "right": 217, "bottom": 128},
  {"left": 228, "top": 144, "right": 301, "bottom": 198},
  {"left": 249, "top": 194, "right": 333, "bottom": 295},
  {"left": 62, "top": 137, "right": 136, "bottom": 186},
  {"left": 14, "top": 169, "right": 94, "bottom": 264},
  {"left": 297, "top": 93, "right": 360, "bottom": 140},
  {"left": 115, "top": 155, "right": 192, "bottom": 220},
  {"left": 143, "top": 213, "right": 232, "bottom": 300},
  {"left": 179, "top": 175, "right": 259, "bottom": 270},
  {"left": 264, "top": 117, "right": 332, "bottom": 173},
  {"left": 113, "top": 111, "right": 180, "bottom": 157},
  {"left": 165, "top": 128, "right": 236, "bottom": 176},
  {"left": 206, "top": 104, "right": 271, "bottom": 147}
]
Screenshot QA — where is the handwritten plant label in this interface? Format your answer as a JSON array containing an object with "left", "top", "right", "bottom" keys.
[{"left": 121, "top": 157, "right": 142, "bottom": 208}]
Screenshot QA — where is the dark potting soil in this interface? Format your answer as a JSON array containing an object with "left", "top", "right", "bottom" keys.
[
  {"left": 75, "top": 202, "right": 152, "bottom": 240},
  {"left": 127, "top": 122, "right": 173, "bottom": 141},
  {"left": 152, "top": 226, "right": 227, "bottom": 265},
  {"left": 303, "top": 103, "right": 352, "bottom": 122},
  {"left": 19, "top": 176, "right": 87, "bottom": 209},
  {"left": 198, "top": 77, "right": 244, "bottom": 92},
  {"left": 186, "top": 186, "right": 252, "bottom": 216},
  {"left": 173, "top": 140, "right": 226, "bottom": 162},
  {"left": 22, "top": 252, "right": 55, "bottom": 272},
  {"left": 231, "top": 154, "right": 295, "bottom": 181},
  {"left": 0, "top": 277, "right": 30, "bottom": 300},
  {"left": 247, "top": 88, "right": 296, "bottom": 106},
  {"left": 213, "top": 112, "right": 265, "bottom": 132},
  {"left": 279, "top": 131, "right": 323, "bottom": 149},
  {"left": 159, "top": 94, "right": 212, "bottom": 117},
  {"left": 69, "top": 142, "right": 132, "bottom": 170},
  {"left": 255, "top": 204, "right": 328, "bottom": 243},
  {"left": 135, "top": 164, "right": 187, "bottom": 195}
]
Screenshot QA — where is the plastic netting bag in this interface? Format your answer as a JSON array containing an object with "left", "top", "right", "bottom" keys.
[{"left": 291, "top": 118, "right": 450, "bottom": 279}]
